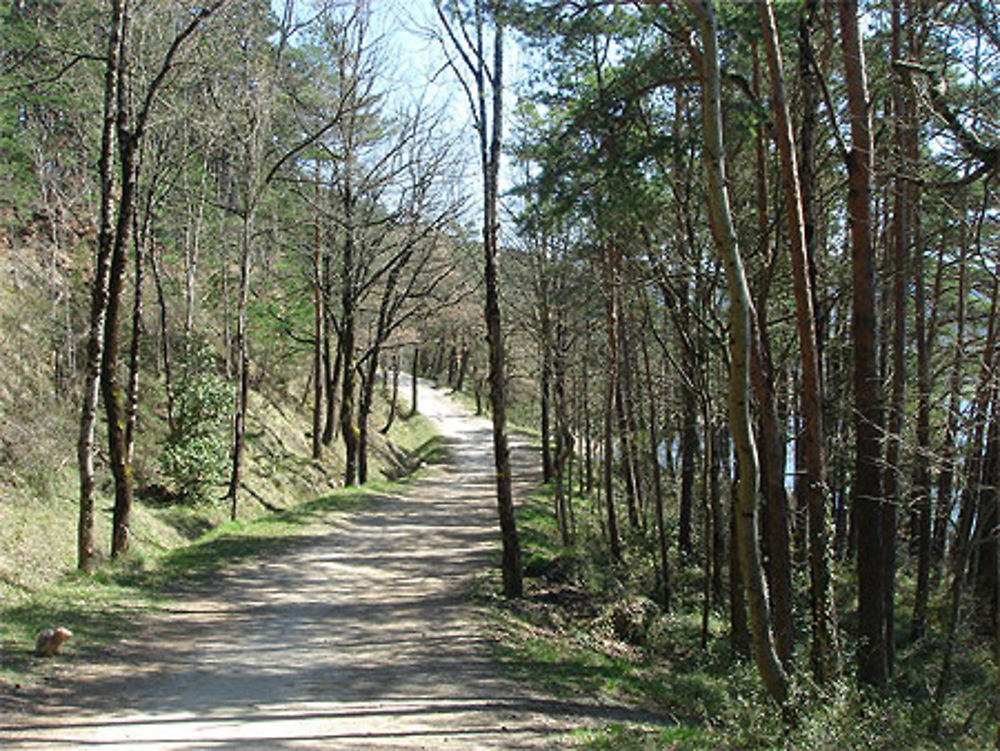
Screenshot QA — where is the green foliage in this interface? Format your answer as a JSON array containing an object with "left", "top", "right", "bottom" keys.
[
  {"left": 495, "top": 483, "right": 998, "bottom": 751},
  {"left": 159, "top": 343, "right": 230, "bottom": 504}
]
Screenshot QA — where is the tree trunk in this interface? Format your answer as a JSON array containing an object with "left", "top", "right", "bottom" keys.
[
  {"left": 641, "top": 326, "right": 671, "bottom": 610},
  {"left": 124, "top": 204, "right": 145, "bottom": 466},
  {"left": 602, "top": 242, "right": 622, "bottom": 562},
  {"left": 321, "top": 252, "right": 339, "bottom": 445},
  {"left": 381, "top": 354, "right": 400, "bottom": 434},
  {"left": 78, "top": 0, "right": 125, "bottom": 572},
  {"left": 147, "top": 231, "right": 175, "bottom": 432},
  {"left": 541, "top": 343, "right": 553, "bottom": 484},
  {"left": 358, "top": 355, "right": 377, "bottom": 485},
  {"left": 312, "top": 160, "right": 324, "bottom": 460},
  {"left": 910, "top": 123, "right": 932, "bottom": 642},
  {"left": 553, "top": 318, "right": 572, "bottom": 546},
  {"left": 340, "top": 281, "right": 358, "bottom": 487},
  {"left": 226, "top": 210, "right": 252, "bottom": 519},
  {"left": 839, "top": 0, "right": 887, "bottom": 690},
  {"left": 474, "top": 9, "right": 521, "bottom": 598},
  {"left": 619, "top": 308, "right": 644, "bottom": 526},
  {"left": 583, "top": 350, "right": 593, "bottom": 494},
  {"left": 761, "top": 0, "right": 837, "bottom": 682},
  {"left": 446, "top": 344, "right": 457, "bottom": 387},
  {"left": 876, "top": 0, "right": 913, "bottom": 675},
  {"left": 746, "top": 71, "right": 793, "bottom": 667},
  {"left": 701, "top": 416, "right": 718, "bottom": 650},
  {"left": 104, "top": 185, "right": 136, "bottom": 558},
  {"left": 685, "top": 0, "right": 788, "bottom": 704},
  {"left": 183, "top": 159, "right": 207, "bottom": 339},
  {"left": 339, "top": 138, "right": 359, "bottom": 486},
  {"left": 730, "top": 489, "right": 750, "bottom": 656},
  {"left": 937, "top": 271, "right": 999, "bottom": 703},
  {"left": 615, "top": 376, "right": 640, "bottom": 530},
  {"left": 409, "top": 345, "right": 419, "bottom": 416},
  {"left": 455, "top": 345, "right": 469, "bottom": 392},
  {"left": 935, "top": 214, "right": 967, "bottom": 571},
  {"left": 750, "top": 312, "right": 794, "bottom": 671},
  {"left": 105, "top": 23, "right": 148, "bottom": 557},
  {"left": 323, "top": 319, "right": 343, "bottom": 446},
  {"left": 679, "top": 374, "right": 698, "bottom": 560}
]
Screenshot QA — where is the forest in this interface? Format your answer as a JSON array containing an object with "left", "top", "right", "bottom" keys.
[{"left": 1, "top": 0, "right": 999, "bottom": 749}]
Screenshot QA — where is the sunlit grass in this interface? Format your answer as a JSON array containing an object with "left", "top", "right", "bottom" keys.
[{"left": 0, "top": 412, "right": 443, "bottom": 690}]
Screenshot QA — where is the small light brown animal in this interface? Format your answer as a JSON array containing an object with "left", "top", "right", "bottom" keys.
[{"left": 35, "top": 627, "right": 72, "bottom": 657}]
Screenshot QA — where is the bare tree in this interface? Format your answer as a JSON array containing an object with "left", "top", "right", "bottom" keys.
[
  {"left": 78, "top": 0, "right": 226, "bottom": 565},
  {"left": 435, "top": 0, "right": 522, "bottom": 598}
]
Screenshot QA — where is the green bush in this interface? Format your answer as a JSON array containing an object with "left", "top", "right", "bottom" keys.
[{"left": 160, "top": 346, "right": 230, "bottom": 504}]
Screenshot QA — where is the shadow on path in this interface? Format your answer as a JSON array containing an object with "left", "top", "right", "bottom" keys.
[{"left": 1, "top": 379, "right": 665, "bottom": 749}]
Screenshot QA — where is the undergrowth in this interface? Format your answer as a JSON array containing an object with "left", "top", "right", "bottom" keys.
[{"left": 486, "top": 486, "right": 997, "bottom": 751}]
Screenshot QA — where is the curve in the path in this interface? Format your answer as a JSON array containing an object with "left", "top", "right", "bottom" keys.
[{"left": 1, "top": 381, "right": 649, "bottom": 750}]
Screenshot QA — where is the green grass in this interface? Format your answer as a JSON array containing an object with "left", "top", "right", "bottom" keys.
[
  {"left": 117, "top": 488, "right": 373, "bottom": 593},
  {"left": 0, "top": 410, "right": 443, "bottom": 690},
  {"left": 574, "top": 724, "right": 710, "bottom": 751},
  {"left": 488, "top": 484, "right": 999, "bottom": 751}
]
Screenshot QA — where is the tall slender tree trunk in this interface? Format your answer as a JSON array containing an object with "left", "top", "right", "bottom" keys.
[
  {"left": 937, "top": 278, "right": 1000, "bottom": 706},
  {"left": 312, "top": 160, "right": 324, "bottom": 460},
  {"left": 553, "top": 317, "right": 572, "bottom": 546},
  {"left": 104, "top": 8, "right": 149, "bottom": 557},
  {"left": 323, "top": 316, "right": 342, "bottom": 446},
  {"left": 148, "top": 232, "right": 174, "bottom": 432},
  {"left": 340, "top": 237, "right": 358, "bottom": 487},
  {"left": 615, "top": 376, "right": 640, "bottom": 530},
  {"left": 877, "top": 0, "right": 913, "bottom": 675},
  {"left": 450, "top": 4, "right": 524, "bottom": 598},
  {"left": 678, "top": 366, "right": 697, "bottom": 560},
  {"left": 909, "top": 52, "right": 932, "bottom": 641},
  {"left": 78, "top": 0, "right": 125, "bottom": 572},
  {"left": 125, "top": 204, "right": 145, "bottom": 466},
  {"left": 455, "top": 345, "right": 469, "bottom": 392},
  {"left": 641, "top": 325, "right": 671, "bottom": 610},
  {"left": 701, "top": 414, "right": 718, "bottom": 650},
  {"left": 183, "top": 158, "right": 207, "bottom": 339},
  {"left": 935, "top": 213, "right": 967, "bottom": 570},
  {"left": 358, "top": 355, "right": 377, "bottom": 485},
  {"left": 839, "top": 0, "right": 887, "bottom": 689},
  {"left": 409, "top": 345, "right": 419, "bottom": 416},
  {"left": 582, "top": 342, "right": 593, "bottom": 494},
  {"left": 619, "top": 308, "right": 644, "bottom": 525},
  {"left": 104, "top": 185, "right": 136, "bottom": 558},
  {"left": 602, "top": 242, "right": 622, "bottom": 562},
  {"left": 685, "top": 0, "right": 788, "bottom": 705},
  {"left": 540, "top": 320, "right": 553, "bottom": 484},
  {"left": 381, "top": 354, "right": 400, "bottom": 434},
  {"left": 227, "top": 209, "right": 252, "bottom": 519},
  {"left": 760, "top": 0, "right": 838, "bottom": 682},
  {"left": 747, "top": 51, "right": 793, "bottom": 667},
  {"left": 730, "top": 487, "right": 750, "bottom": 656},
  {"left": 750, "top": 310, "right": 794, "bottom": 671}
]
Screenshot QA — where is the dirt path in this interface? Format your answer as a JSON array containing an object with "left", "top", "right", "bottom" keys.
[{"left": 1, "top": 381, "right": 640, "bottom": 749}]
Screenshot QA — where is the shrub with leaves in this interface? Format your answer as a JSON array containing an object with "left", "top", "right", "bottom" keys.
[{"left": 160, "top": 345, "right": 230, "bottom": 504}]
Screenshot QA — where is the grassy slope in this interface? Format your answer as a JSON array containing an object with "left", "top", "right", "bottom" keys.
[{"left": 0, "top": 389, "right": 440, "bottom": 690}]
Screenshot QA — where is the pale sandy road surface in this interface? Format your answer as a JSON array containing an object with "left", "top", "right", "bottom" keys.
[{"left": 0, "top": 380, "right": 660, "bottom": 750}]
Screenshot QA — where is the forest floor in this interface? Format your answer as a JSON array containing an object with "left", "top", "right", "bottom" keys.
[{"left": 0, "top": 379, "right": 661, "bottom": 750}]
